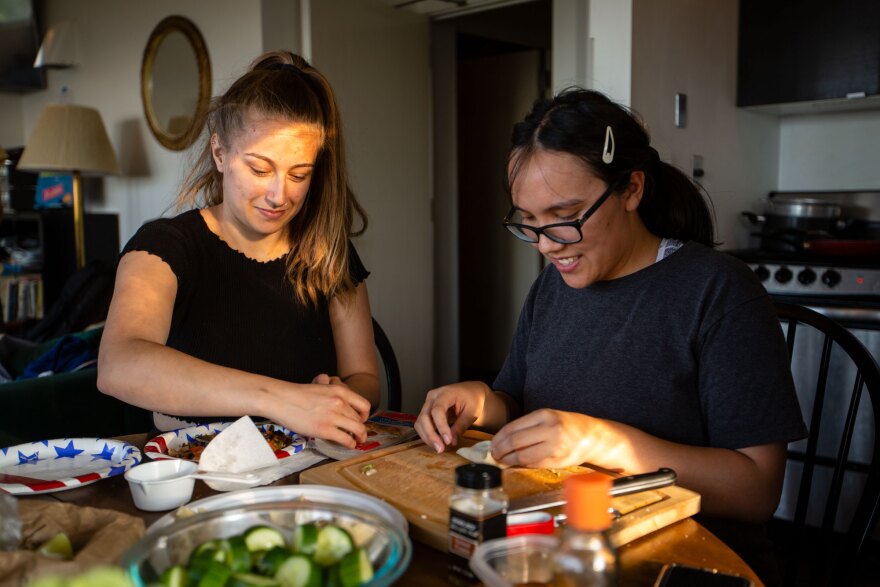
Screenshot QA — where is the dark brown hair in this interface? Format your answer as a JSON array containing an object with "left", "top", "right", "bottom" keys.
[{"left": 508, "top": 88, "right": 716, "bottom": 247}]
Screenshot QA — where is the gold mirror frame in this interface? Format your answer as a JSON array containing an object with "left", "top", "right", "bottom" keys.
[{"left": 141, "top": 16, "right": 211, "bottom": 151}]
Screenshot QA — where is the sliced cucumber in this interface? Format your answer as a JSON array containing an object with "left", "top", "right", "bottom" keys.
[
  {"left": 291, "top": 523, "right": 319, "bottom": 556},
  {"left": 160, "top": 565, "right": 189, "bottom": 587},
  {"left": 274, "top": 554, "right": 322, "bottom": 587},
  {"left": 244, "top": 526, "right": 287, "bottom": 553},
  {"left": 313, "top": 525, "right": 353, "bottom": 567},
  {"left": 189, "top": 539, "right": 227, "bottom": 566},
  {"left": 337, "top": 548, "right": 374, "bottom": 587},
  {"left": 228, "top": 572, "right": 280, "bottom": 587},
  {"left": 256, "top": 546, "right": 294, "bottom": 576},
  {"left": 225, "top": 535, "right": 253, "bottom": 573},
  {"left": 196, "top": 560, "right": 232, "bottom": 587}
]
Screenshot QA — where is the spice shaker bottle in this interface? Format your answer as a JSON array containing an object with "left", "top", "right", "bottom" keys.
[{"left": 448, "top": 463, "right": 507, "bottom": 584}]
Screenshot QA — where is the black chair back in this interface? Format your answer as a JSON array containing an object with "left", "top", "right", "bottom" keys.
[
  {"left": 773, "top": 302, "right": 880, "bottom": 586},
  {"left": 372, "top": 317, "right": 402, "bottom": 412}
]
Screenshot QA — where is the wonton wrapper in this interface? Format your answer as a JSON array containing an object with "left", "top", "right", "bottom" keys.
[
  {"left": 456, "top": 440, "right": 508, "bottom": 469},
  {"left": 198, "top": 416, "right": 279, "bottom": 490}
]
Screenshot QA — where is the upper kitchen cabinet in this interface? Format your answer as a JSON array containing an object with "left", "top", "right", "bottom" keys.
[{"left": 737, "top": 0, "right": 880, "bottom": 114}]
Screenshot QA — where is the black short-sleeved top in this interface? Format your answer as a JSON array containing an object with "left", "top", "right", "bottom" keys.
[{"left": 121, "top": 209, "right": 369, "bottom": 423}]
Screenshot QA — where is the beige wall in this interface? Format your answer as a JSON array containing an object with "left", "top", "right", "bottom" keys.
[
  {"left": 311, "top": 0, "right": 433, "bottom": 411},
  {"left": 0, "top": 94, "right": 23, "bottom": 148},
  {"left": 630, "top": 0, "right": 779, "bottom": 249},
  {"left": 21, "top": 0, "right": 265, "bottom": 243}
]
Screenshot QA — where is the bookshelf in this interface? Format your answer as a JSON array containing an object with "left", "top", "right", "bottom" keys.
[{"left": 0, "top": 209, "right": 119, "bottom": 330}]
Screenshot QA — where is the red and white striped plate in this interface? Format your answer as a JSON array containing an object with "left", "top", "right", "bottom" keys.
[{"left": 0, "top": 438, "right": 142, "bottom": 495}]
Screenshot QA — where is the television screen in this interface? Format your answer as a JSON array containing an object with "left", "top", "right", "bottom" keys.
[{"left": 0, "top": 0, "right": 46, "bottom": 91}]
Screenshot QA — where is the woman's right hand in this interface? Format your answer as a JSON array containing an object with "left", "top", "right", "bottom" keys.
[
  {"left": 273, "top": 381, "right": 371, "bottom": 448},
  {"left": 415, "top": 381, "right": 490, "bottom": 453}
]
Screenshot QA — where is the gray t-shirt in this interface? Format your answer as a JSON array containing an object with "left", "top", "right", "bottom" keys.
[{"left": 494, "top": 241, "right": 807, "bottom": 450}]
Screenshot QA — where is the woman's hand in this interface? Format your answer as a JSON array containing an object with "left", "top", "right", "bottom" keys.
[
  {"left": 272, "top": 381, "right": 371, "bottom": 449},
  {"left": 415, "top": 381, "right": 491, "bottom": 453},
  {"left": 490, "top": 409, "right": 608, "bottom": 469}
]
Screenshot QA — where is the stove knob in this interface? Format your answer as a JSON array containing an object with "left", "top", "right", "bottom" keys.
[
  {"left": 821, "top": 270, "right": 841, "bottom": 288},
  {"left": 797, "top": 268, "right": 817, "bottom": 285},
  {"left": 754, "top": 265, "right": 770, "bottom": 282},
  {"left": 775, "top": 267, "right": 793, "bottom": 284}
]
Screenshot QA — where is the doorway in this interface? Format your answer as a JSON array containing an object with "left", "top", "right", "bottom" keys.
[{"left": 432, "top": 0, "right": 552, "bottom": 386}]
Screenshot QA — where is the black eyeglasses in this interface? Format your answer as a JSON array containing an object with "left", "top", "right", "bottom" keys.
[{"left": 502, "top": 184, "right": 616, "bottom": 244}]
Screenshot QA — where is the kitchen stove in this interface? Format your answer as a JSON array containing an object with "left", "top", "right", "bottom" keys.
[{"left": 727, "top": 249, "right": 880, "bottom": 328}]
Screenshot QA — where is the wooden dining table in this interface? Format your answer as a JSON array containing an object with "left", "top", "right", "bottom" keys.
[{"left": 21, "top": 433, "right": 764, "bottom": 586}]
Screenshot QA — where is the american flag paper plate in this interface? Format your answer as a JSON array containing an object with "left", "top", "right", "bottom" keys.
[{"left": 0, "top": 438, "right": 141, "bottom": 495}]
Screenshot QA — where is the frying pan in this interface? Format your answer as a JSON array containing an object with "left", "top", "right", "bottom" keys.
[{"left": 803, "top": 238, "right": 880, "bottom": 258}]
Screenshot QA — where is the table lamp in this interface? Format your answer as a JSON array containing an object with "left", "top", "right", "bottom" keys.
[{"left": 17, "top": 104, "right": 120, "bottom": 269}]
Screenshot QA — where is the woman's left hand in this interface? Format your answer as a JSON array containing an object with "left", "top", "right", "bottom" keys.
[{"left": 490, "top": 409, "right": 601, "bottom": 469}]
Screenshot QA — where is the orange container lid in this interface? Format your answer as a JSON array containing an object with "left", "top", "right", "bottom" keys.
[{"left": 564, "top": 472, "right": 612, "bottom": 531}]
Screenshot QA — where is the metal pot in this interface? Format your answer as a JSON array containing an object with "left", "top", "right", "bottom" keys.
[{"left": 742, "top": 196, "right": 848, "bottom": 252}]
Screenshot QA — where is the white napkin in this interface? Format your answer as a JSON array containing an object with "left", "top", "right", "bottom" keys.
[{"left": 198, "top": 416, "right": 326, "bottom": 491}]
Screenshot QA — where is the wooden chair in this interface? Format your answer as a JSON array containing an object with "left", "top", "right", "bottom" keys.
[
  {"left": 772, "top": 302, "right": 880, "bottom": 586},
  {"left": 372, "top": 317, "right": 402, "bottom": 412}
]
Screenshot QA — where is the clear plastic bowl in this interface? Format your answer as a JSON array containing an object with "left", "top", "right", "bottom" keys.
[
  {"left": 470, "top": 534, "right": 560, "bottom": 587},
  {"left": 122, "top": 500, "right": 412, "bottom": 587}
]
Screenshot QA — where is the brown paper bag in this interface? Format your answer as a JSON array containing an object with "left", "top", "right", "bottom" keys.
[{"left": 0, "top": 501, "right": 144, "bottom": 587}]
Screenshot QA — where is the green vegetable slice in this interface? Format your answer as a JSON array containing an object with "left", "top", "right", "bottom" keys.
[
  {"left": 228, "top": 572, "right": 280, "bottom": 587},
  {"left": 160, "top": 565, "right": 189, "bottom": 587},
  {"left": 337, "top": 548, "right": 374, "bottom": 587},
  {"left": 274, "top": 554, "right": 322, "bottom": 587},
  {"left": 244, "top": 526, "right": 287, "bottom": 553},
  {"left": 291, "top": 523, "right": 319, "bottom": 556},
  {"left": 313, "top": 525, "right": 353, "bottom": 567},
  {"left": 256, "top": 546, "right": 294, "bottom": 577},
  {"left": 196, "top": 560, "right": 232, "bottom": 587},
  {"left": 225, "top": 535, "right": 252, "bottom": 573}
]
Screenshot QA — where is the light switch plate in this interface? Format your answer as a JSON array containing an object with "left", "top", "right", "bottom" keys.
[{"left": 675, "top": 93, "right": 687, "bottom": 128}]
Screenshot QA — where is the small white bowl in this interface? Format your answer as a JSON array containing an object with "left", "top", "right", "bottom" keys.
[{"left": 125, "top": 459, "right": 197, "bottom": 512}]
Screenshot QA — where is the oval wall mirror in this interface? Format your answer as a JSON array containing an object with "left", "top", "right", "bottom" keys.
[{"left": 141, "top": 16, "right": 211, "bottom": 151}]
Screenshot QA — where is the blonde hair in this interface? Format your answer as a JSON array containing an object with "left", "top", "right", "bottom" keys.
[{"left": 177, "top": 50, "right": 367, "bottom": 305}]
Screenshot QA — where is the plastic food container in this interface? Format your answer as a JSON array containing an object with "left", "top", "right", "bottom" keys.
[
  {"left": 122, "top": 500, "right": 412, "bottom": 587},
  {"left": 470, "top": 534, "right": 560, "bottom": 587}
]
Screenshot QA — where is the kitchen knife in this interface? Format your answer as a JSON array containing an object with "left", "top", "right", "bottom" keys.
[{"left": 507, "top": 467, "right": 676, "bottom": 516}]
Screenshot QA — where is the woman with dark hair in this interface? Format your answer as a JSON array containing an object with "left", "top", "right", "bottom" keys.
[
  {"left": 416, "top": 88, "right": 805, "bottom": 580},
  {"left": 98, "top": 51, "right": 377, "bottom": 448}
]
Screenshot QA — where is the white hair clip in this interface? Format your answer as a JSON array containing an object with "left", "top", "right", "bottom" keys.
[{"left": 602, "top": 125, "right": 615, "bottom": 164}]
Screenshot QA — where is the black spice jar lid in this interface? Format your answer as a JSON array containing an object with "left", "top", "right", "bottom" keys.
[{"left": 455, "top": 463, "right": 502, "bottom": 489}]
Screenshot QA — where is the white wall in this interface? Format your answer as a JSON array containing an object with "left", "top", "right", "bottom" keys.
[
  {"left": 778, "top": 110, "right": 880, "bottom": 190},
  {"left": 552, "top": 0, "right": 633, "bottom": 104}
]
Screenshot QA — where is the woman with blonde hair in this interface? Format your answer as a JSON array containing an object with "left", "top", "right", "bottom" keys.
[{"left": 98, "top": 50, "right": 377, "bottom": 447}]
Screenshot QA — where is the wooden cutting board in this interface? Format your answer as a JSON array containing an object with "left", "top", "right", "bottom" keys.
[{"left": 301, "top": 432, "right": 700, "bottom": 551}]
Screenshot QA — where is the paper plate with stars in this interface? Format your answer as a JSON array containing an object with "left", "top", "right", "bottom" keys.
[{"left": 0, "top": 438, "right": 142, "bottom": 495}]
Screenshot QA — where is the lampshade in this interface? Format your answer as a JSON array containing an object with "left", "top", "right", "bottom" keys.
[
  {"left": 33, "top": 20, "right": 78, "bottom": 69},
  {"left": 18, "top": 104, "right": 119, "bottom": 270},
  {"left": 18, "top": 104, "right": 119, "bottom": 175}
]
